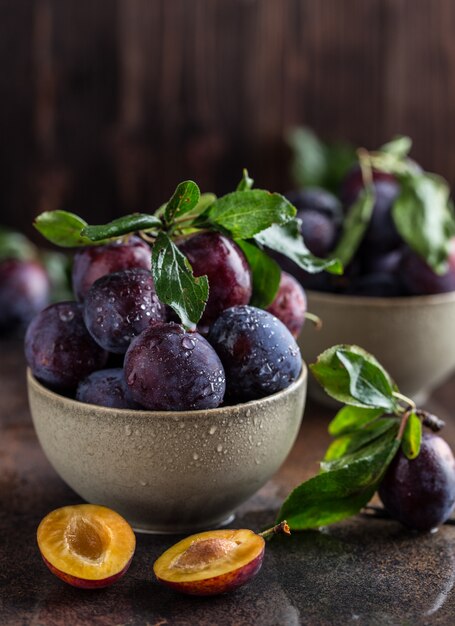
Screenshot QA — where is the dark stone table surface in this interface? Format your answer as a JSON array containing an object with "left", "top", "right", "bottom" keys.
[{"left": 2, "top": 338, "right": 455, "bottom": 626}]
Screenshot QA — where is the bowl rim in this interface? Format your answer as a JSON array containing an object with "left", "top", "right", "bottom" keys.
[
  {"left": 27, "top": 362, "right": 307, "bottom": 419},
  {"left": 306, "top": 288, "right": 455, "bottom": 307}
]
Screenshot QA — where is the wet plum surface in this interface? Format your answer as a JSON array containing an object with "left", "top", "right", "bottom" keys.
[
  {"left": 208, "top": 305, "right": 302, "bottom": 402},
  {"left": 124, "top": 322, "right": 225, "bottom": 410},
  {"left": 379, "top": 433, "right": 455, "bottom": 531},
  {"left": 0, "top": 259, "right": 50, "bottom": 332},
  {"left": 25, "top": 302, "right": 108, "bottom": 390},
  {"left": 266, "top": 272, "right": 307, "bottom": 337},
  {"left": 72, "top": 236, "right": 151, "bottom": 301},
  {"left": 76, "top": 368, "right": 138, "bottom": 409},
  {"left": 83, "top": 268, "right": 166, "bottom": 354},
  {"left": 178, "top": 232, "right": 252, "bottom": 326}
]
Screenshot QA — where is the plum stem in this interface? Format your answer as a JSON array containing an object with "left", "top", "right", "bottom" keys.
[
  {"left": 357, "top": 148, "right": 373, "bottom": 189},
  {"left": 259, "top": 520, "right": 291, "bottom": 540},
  {"left": 415, "top": 410, "right": 445, "bottom": 432},
  {"left": 139, "top": 231, "right": 156, "bottom": 244},
  {"left": 304, "top": 312, "right": 322, "bottom": 330},
  {"left": 392, "top": 391, "right": 416, "bottom": 413}
]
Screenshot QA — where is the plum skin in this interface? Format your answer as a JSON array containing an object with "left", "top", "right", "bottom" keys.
[
  {"left": 124, "top": 322, "right": 226, "bottom": 410},
  {"left": 400, "top": 240, "right": 455, "bottom": 295},
  {"left": 156, "top": 551, "right": 264, "bottom": 596},
  {"left": 76, "top": 369, "right": 139, "bottom": 409},
  {"left": 208, "top": 305, "right": 302, "bottom": 402},
  {"left": 25, "top": 301, "right": 108, "bottom": 390},
  {"left": 266, "top": 272, "right": 307, "bottom": 337},
  {"left": 378, "top": 433, "right": 455, "bottom": 531},
  {"left": 40, "top": 553, "right": 133, "bottom": 589},
  {"left": 0, "top": 259, "right": 50, "bottom": 331},
  {"left": 178, "top": 231, "right": 252, "bottom": 325},
  {"left": 72, "top": 236, "right": 151, "bottom": 301},
  {"left": 83, "top": 268, "right": 166, "bottom": 354}
]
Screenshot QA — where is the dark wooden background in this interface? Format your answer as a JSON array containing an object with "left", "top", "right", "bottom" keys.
[{"left": 1, "top": 0, "right": 455, "bottom": 240}]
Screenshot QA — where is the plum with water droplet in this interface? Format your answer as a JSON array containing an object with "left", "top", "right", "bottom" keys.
[
  {"left": 72, "top": 236, "right": 151, "bottom": 301},
  {"left": 378, "top": 432, "right": 455, "bottom": 531},
  {"left": 124, "top": 322, "right": 225, "bottom": 410},
  {"left": 208, "top": 305, "right": 302, "bottom": 402},
  {"left": 25, "top": 302, "right": 108, "bottom": 390},
  {"left": 178, "top": 231, "right": 252, "bottom": 325},
  {"left": 76, "top": 368, "right": 140, "bottom": 409},
  {"left": 83, "top": 268, "right": 166, "bottom": 354}
]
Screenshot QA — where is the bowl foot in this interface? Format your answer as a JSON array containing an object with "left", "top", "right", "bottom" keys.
[{"left": 132, "top": 513, "right": 236, "bottom": 535}]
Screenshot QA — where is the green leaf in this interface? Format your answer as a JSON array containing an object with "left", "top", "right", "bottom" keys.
[
  {"left": 392, "top": 174, "right": 455, "bottom": 274},
  {"left": 34, "top": 211, "right": 95, "bottom": 247},
  {"left": 286, "top": 126, "right": 327, "bottom": 188},
  {"left": 208, "top": 190, "right": 296, "bottom": 239},
  {"left": 151, "top": 232, "right": 208, "bottom": 329},
  {"left": 254, "top": 219, "right": 342, "bottom": 275},
  {"left": 237, "top": 169, "right": 254, "bottom": 191},
  {"left": 236, "top": 240, "right": 281, "bottom": 308},
  {"left": 322, "top": 418, "right": 398, "bottom": 467},
  {"left": 380, "top": 136, "right": 412, "bottom": 159},
  {"left": 330, "top": 187, "right": 375, "bottom": 266},
  {"left": 286, "top": 126, "right": 356, "bottom": 191},
  {"left": 401, "top": 411, "right": 422, "bottom": 460},
  {"left": 164, "top": 181, "right": 201, "bottom": 224},
  {"left": 310, "top": 345, "right": 398, "bottom": 410},
  {"left": 82, "top": 214, "right": 162, "bottom": 242},
  {"left": 329, "top": 406, "right": 385, "bottom": 436},
  {"left": 0, "top": 228, "right": 37, "bottom": 261},
  {"left": 277, "top": 435, "right": 400, "bottom": 530},
  {"left": 41, "top": 251, "right": 73, "bottom": 302}
]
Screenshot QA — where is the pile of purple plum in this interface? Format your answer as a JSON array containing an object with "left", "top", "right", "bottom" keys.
[
  {"left": 284, "top": 168, "right": 455, "bottom": 297},
  {"left": 25, "top": 233, "right": 304, "bottom": 411}
]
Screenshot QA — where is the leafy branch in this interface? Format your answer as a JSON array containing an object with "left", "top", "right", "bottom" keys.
[
  {"left": 34, "top": 171, "right": 342, "bottom": 328},
  {"left": 277, "top": 345, "right": 444, "bottom": 530}
]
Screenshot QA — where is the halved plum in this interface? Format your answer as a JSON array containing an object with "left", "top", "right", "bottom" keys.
[
  {"left": 153, "top": 529, "right": 265, "bottom": 596},
  {"left": 37, "top": 504, "right": 136, "bottom": 588}
]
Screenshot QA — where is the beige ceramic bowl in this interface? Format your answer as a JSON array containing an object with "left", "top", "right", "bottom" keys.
[
  {"left": 27, "top": 366, "right": 307, "bottom": 533},
  {"left": 299, "top": 290, "right": 455, "bottom": 405}
]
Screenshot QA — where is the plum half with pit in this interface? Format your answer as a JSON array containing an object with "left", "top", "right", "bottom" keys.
[
  {"left": 178, "top": 231, "right": 252, "bottom": 326},
  {"left": 25, "top": 301, "right": 108, "bottom": 390},
  {"left": 76, "top": 369, "right": 139, "bottom": 409},
  {"left": 0, "top": 259, "right": 50, "bottom": 332},
  {"left": 72, "top": 236, "right": 151, "bottom": 301},
  {"left": 83, "top": 268, "right": 166, "bottom": 354},
  {"left": 208, "top": 305, "right": 302, "bottom": 402},
  {"left": 266, "top": 272, "right": 307, "bottom": 337},
  {"left": 153, "top": 529, "right": 265, "bottom": 596},
  {"left": 124, "top": 322, "right": 225, "bottom": 410},
  {"left": 378, "top": 433, "right": 455, "bottom": 531},
  {"left": 37, "top": 504, "right": 136, "bottom": 588}
]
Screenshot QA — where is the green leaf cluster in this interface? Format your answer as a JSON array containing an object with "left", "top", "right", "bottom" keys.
[
  {"left": 287, "top": 129, "right": 455, "bottom": 272},
  {"left": 33, "top": 170, "right": 342, "bottom": 328},
  {"left": 277, "top": 345, "right": 427, "bottom": 531}
]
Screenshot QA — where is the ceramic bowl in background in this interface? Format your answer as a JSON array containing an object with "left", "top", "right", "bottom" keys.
[
  {"left": 299, "top": 290, "right": 455, "bottom": 405},
  {"left": 27, "top": 366, "right": 307, "bottom": 533}
]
